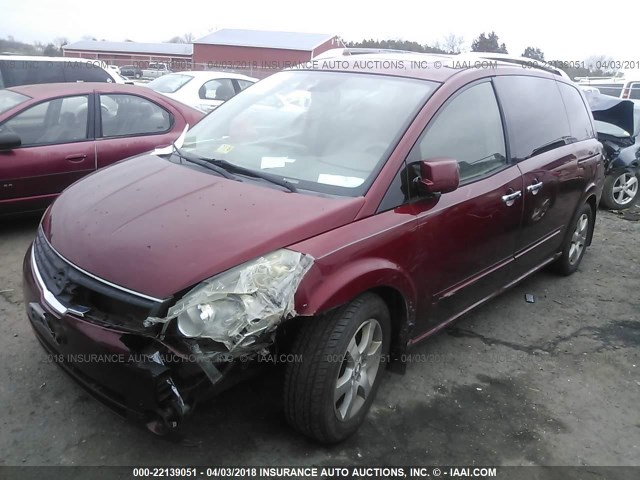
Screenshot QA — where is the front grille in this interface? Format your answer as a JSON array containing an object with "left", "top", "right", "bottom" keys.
[{"left": 33, "top": 228, "right": 168, "bottom": 332}]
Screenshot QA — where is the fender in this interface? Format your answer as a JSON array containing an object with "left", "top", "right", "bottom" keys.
[
  {"left": 293, "top": 256, "right": 418, "bottom": 372},
  {"left": 609, "top": 156, "right": 640, "bottom": 173},
  {"left": 294, "top": 256, "right": 417, "bottom": 323}
]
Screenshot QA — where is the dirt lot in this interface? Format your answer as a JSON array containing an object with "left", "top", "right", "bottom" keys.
[{"left": 0, "top": 205, "right": 638, "bottom": 467}]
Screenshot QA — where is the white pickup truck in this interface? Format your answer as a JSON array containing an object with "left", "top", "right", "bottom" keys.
[{"left": 141, "top": 62, "right": 172, "bottom": 79}]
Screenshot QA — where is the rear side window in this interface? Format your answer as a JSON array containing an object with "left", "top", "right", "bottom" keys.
[
  {"left": 236, "top": 79, "right": 254, "bottom": 91},
  {"left": 199, "top": 79, "right": 236, "bottom": 101},
  {"left": 494, "top": 76, "right": 571, "bottom": 161},
  {"left": 0, "top": 60, "right": 65, "bottom": 87},
  {"left": 557, "top": 82, "right": 594, "bottom": 142},
  {"left": 99, "top": 94, "right": 172, "bottom": 137},
  {"left": 408, "top": 81, "right": 507, "bottom": 184},
  {"left": 628, "top": 82, "right": 640, "bottom": 100}
]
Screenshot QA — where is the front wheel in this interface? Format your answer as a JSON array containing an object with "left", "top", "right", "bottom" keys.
[
  {"left": 283, "top": 293, "right": 390, "bottom": 443},
  {"left": 601, "top": 170, "right": 639, "bottom": 210}
]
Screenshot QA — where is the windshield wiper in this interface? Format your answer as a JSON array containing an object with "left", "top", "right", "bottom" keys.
[
  {"left": 207, "top": 157, "right": 298, "bottom": 193},
  {"left": 172, "top": 146, "right": 238, "bottom": 181}
]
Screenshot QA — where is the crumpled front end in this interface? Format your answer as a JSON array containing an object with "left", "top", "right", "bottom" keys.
[
  {"left": 146, "top": 250, "right": 314, "bottom": 354},
  {"left": 23, "top": 228, "right": 313, "bottom": 434}
]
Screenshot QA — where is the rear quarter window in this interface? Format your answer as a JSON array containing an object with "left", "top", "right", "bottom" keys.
[
  {"left": 494, "top": 75, "right": 572, "bottom": 161},
  {"left": 557, "top": 82, "right": 595, "bottom": 142}
]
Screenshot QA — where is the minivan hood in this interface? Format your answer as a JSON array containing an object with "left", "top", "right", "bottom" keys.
[
  {"left": 586, "top": 92, "right": 635, "bottom": 135},
  {"left": 43, "top": 155, "right": 364, "bottom": 299}
]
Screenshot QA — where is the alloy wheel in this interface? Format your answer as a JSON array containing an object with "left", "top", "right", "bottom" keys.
[
  {"left": 568, "top": 213, "right": 589, "bottom": 265},
  {"left": 612, "top": 173, "right": 638, "bottom": 206},
  {"left": 334, "top": 319, "right": 383, "bottom": 421}
]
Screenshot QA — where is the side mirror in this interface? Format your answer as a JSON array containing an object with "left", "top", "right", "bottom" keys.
[
  {"left": 418, "top": 158, "right": 460, "bottom": 194},
  {"left": 0, "top": 132, "right": 21, "bottom": 151}
]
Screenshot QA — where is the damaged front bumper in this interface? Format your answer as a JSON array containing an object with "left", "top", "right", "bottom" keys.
[{"left": 22, "top": 242, "right": 276, "bottom": 434}]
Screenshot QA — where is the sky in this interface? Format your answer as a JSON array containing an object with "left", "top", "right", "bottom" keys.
[{"left": 1, "top": 0, "right": 638, "bottom": 61}]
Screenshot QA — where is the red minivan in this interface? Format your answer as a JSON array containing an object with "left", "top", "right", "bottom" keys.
[{"left": 23, "top": 54, "right": 604, "bottom": 443}]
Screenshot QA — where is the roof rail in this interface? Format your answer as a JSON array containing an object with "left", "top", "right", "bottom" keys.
[{"left": 453, "top": 52, "right": 570, "bottom": 79}]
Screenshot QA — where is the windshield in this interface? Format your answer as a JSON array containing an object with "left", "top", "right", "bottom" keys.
[
  {"left": 147, "top": 74, "right": 193, "bottom": 93},
  {"left": 0, "top": 90, "right": 29, "bottom": 115},
  {"left": 181, "top": 70, "right": 438, "bottom": 196}
]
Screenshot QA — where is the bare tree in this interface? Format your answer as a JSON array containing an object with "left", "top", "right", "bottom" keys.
[
  {"left": 442, "top": 34, "right": 465, "bottom": 54},
  {"left": 182, "top": 32, "right": 194, "bottom": 43},
  {"left": 167, "top": 36, "right": 185, "bottom": 44},
  {"left": 33, "top": 41, "right": 46, "bottom": 54},
  {"left": 53, "top": 37, "right": 68, "bottom": 49},
  {"left": 585, "top": 54, "right": 617, "bottom": 75}
]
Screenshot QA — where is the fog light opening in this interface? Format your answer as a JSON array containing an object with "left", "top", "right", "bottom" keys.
[{"left": 146, "top": 405, "right": 181, "bottom": 436}]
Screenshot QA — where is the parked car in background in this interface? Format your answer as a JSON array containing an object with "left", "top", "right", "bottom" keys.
[
  {"left": 585, "top": 91, "right": 640, "bottom": 209},
  {"left": 577, "top": 70, "right": 640, "bottom": 100},
  {"left": 142, "top": 62, "right": 172, "bottom": 79},
  {"left": 23, "top": 53, "right": 603, "bottom": 443},
  {"left": 0, "top": 55, "right": 126, "bottom": 88},
  {"left": 0, "top": 83, "right": 203, "bottom": 216},
  {"left": 146, "top": 71, "right": 257, "bottom": 113},
  {"left": 120, "top": 64, "right": 143, "bottom": 79}
]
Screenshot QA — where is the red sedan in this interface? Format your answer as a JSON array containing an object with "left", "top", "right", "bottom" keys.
[{"left": 0, "top": 83, "right": 203, "bottom": 216}]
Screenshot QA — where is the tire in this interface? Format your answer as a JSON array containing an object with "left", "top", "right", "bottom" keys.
[
  {"left": 552, "top": 203, "right": 593, "bottom": 276},
  {"left": 135, "top": 73, "right": 142, "bottom": 79},
  {"left": 600, "top": 170, "right": 640, "bottom": 210},
  {"left": 284, "top": 293, "right": 390, "bottom": 443}
]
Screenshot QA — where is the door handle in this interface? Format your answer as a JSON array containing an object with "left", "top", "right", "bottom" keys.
[
  {"left": 501, "top": 190, "right": 522, "bottom": 206},
  {"left": 65, "top": 154, "right": 87, "bottom": 163},
  {"left": 526, "top": 181, "right": 543, "bottom": 195}
]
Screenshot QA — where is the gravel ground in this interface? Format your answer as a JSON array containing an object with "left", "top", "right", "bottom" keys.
[{"left": 0, "top": 205, "right": 638, "bottom": 467}]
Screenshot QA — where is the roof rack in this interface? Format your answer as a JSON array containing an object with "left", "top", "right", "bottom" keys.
[
  {"left": 453, "top": 52, "right": 570, "bottom": 79},
  {"left": 313, "top": 49, "right": 571, "bottom": 79}
]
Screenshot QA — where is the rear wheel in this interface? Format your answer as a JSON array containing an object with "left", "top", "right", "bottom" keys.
[
  {"left": 283, "top": 293, "right": 390, "bottom": 443},
  {"left": 601, "top": 170, "right": 639, "bottom": 210},
  {"left": 552, "top": 203, "right": 593, "bottom": 275}
]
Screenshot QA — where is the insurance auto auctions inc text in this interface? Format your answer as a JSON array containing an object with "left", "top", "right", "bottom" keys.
[{"left": 240, "top": 466, "right": 497, "bottom": 478}]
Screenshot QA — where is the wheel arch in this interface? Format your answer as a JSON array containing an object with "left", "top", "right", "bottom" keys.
[{"left": 293, "top": 258, "right": 417, "bottom": 372}]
